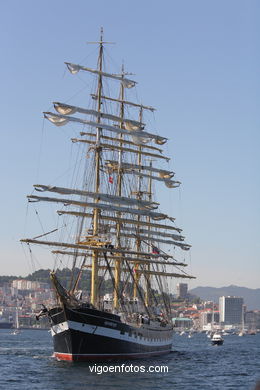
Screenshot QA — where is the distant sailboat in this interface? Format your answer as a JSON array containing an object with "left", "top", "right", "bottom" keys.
[
  {"left": 238, "top": 305, "right": 245, "bottom": 336},
  {"left": 12, "top": 308, "right": 21, "bottom": 335},
  {"left": 210, "top": 303, "right": 224, "bottom": 345}
]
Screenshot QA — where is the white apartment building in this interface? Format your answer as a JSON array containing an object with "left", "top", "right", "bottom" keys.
[{"left": 219, "top": 296, "right": 243, "bottom": 325}]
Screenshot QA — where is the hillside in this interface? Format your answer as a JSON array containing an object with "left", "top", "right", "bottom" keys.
[
  {"left": 0, "top": 268, "right": 111, "bottom": 293},
  {"left": 189, "top": 285, "right": 260, "bottom": 310},
  {"left": 0, "top": 268, "right": 142, "bottom": 297}
]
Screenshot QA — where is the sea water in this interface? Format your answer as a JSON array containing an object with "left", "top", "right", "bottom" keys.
[{"left": 0, "top": 329, "right": 259, "bottom": 390}]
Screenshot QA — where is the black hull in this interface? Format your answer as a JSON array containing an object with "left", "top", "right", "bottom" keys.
[
  {"left": 211, "top": 340, "right": 224, "bottom": 346},
  {"left": 49, "top": 306, "right": 173, "bottom": 361}
]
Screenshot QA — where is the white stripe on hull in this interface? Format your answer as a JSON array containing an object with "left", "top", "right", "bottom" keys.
[{"left": 51, "top": 320, "right": 173, "bottom": 347}]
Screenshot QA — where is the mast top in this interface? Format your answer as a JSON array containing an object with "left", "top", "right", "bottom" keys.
[{"left": 86, "top": 27, "right": 115, "bottom": 45}]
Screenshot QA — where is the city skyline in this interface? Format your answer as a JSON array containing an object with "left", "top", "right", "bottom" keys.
[
  {"left": 0, "top": 1, "right": 259, "bottom": 288},
  {"left": 1, "top": 276, "right": 259, "bottom": 330}
]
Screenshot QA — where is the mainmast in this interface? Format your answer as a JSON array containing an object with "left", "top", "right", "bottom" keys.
[
  {"left": 133, "top": 107, "right": 144, "bottom": 299},
  {"left": 91, "top": 28, "right": 104, "bottom": 307},
  {"left": 114, "top": 66, "right": 125, "bottom": 310}
]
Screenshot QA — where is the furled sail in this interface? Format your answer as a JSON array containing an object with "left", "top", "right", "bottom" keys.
[
  {"left": 84, "top": 265, "right": 194, "bottom": 279},
  {"left": 106, "top": 231, "right": 191, "bottom": 250},
  {"left": 33, "top": 184, "right": 158, "bottom": 210},
  {"left": 105, "top": 160, "right": 174, "bottom": 178},
  {"left": 65, "top": 62, "right": 137, "bottom": 88},
  {"left": 105, "top": 162, "right": 179, "bottom": 187},
  {"left": 106, "top": 225, "right": 185, "bottom": 241},
  {"left": 57, "top": 211, "right": 181, "bottom": 231},
  {"left": 91, "top": 94, "right": 156, "bottom": 112},
  {"left": 44, "top": 112, "right": 167, "bottom": 145},
  {"left": 20, "top": 238, "right": 173, "bottom": 259},
  {"left": 53, "top": 102, "right": 144, "bottom": 129},
  {"left": 27, "top": 195, "right": 173, "bottom": 221},
  {"left": 134, "top": 270, "right": 195, "bottom": 279},
  {"left": 72, "top": 138, "right": 170, "bottom": 161},
  {"left": 106, "top": 163, "right": 180, "bottom": 188},
  {"left": 80, "top": 133, "right": 163, "bottom": 152},
  {"left": 51, "top": 250, "right": 188, "bottom": 267}
]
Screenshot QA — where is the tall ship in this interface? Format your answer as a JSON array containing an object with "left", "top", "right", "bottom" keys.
[{"left": 21, "top": 30, "right": 195, "bottom": 361}]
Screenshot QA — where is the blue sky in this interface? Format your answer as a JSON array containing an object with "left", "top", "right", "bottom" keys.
[{"left": 0, "top": 1, "right": 259, "bottom": 289}]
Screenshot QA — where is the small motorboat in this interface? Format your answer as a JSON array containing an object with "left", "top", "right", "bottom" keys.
[
  {"left": 211, "top": 333, "right": 224, "bottom": 346},
  {"left": 11, "top": 329, "right": 21, "bottom": 335}
]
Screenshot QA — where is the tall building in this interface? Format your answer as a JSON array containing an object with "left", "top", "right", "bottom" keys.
[
  {"left": 219, "top": 296, "right": 243, "bottom": 325},
  {"left": 176, "top": 283, "right": 188, "bottom": 299}
]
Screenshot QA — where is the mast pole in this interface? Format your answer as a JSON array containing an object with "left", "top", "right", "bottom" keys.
[
  {"left": 145, "top": 160, "right": 153, "bottom": 306},
  {"left": 114, "top": 65, "right": 125, "bottom": 310},
  {"left": 91, "top": 27, "right": 104, "bottom": 307},
  {"left": 133, "top": 107, "right": 143, "bottom": 299}
]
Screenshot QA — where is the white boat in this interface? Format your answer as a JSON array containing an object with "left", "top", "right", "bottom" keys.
[{"left": 211, "top": 333, "right": 224, "bottom": 346}]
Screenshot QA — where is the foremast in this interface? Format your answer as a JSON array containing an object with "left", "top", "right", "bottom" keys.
[{"left": 91, "top": 28, "right": 104, "bottom": 307}]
